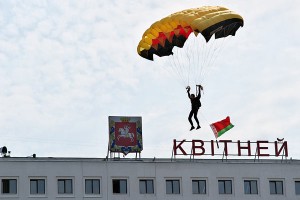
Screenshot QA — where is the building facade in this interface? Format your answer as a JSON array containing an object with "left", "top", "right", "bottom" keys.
[{"left": 0, "top": 157, "right": 299, "bottom": 199}]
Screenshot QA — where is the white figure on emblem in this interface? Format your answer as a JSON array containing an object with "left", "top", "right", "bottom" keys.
[{"left": 117, "top": 125, "right": 134, "bottom": 142}]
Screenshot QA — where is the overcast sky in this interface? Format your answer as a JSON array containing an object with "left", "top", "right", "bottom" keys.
[{"left": 0, "top": 0, "right": 299, "bottom": 159}]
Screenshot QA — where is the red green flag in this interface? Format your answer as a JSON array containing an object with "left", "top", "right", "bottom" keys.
[{"left": 210, "top": 116, "right": 234, "bottom": 138}]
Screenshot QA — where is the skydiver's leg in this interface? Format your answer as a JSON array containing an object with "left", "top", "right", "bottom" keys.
[
  {"left": 194, "top": 109, "right": 201, "bottom": 129},
  {"left": 188, "top": 110, "right": 195, "bottom": 131}
]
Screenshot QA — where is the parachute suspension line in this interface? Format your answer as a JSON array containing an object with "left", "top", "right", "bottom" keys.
[
  {"left": 168, "top": 42, "right": 195, "bottom": 87},
  {"left": 155, "top": 22, "right": 239, "bottom": 88},
  {"left": 153, "top": 51, "right": 187, "bottom": 87},
  {"left": 173, "top": 48, "right": 190, "bottom": 86},
  {"left": 137, "top": 7, "right": 244, "bottom": 90},
  {"left": 200, "top": 23, "right": 238, "bottom": 83},
  {"left": 184, "top": 44, "right": 193, "bottom": 86},
  {"left": 166, "top": 56, "right": 186, "bottom": 86},
  {"left": 184, "top": 38, "right": 193, "bottom": 87},
  {"left": 195, "top": 36, "right": 201, "bottom": 84},
  {"left": 177, "top": 34, "right": 205, "bottom": 87},
  {"left": 156, "top": 58, "right": 187, "bottom": 87},
  {"left": 189, "top": 35, "right": 202, "bottom": 86},
  {"left": 168, "top": 49, "right": 189, "bottom": 87},
  {"left": 193, "top": 35, "right": 215, "bottom": 85},
  {"left": 199, "top": 37, "right": 223, "bottom": 83},
  {"left": 199, "top": 38, "right": 214, "bottom": 84}
]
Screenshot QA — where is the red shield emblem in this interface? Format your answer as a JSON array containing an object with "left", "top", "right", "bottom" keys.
[{"left": 115, "top": 122, "right": 137, "bottom": 146}]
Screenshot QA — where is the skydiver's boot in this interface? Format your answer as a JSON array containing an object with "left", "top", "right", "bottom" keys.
[
  {"left": 190, "top": 126, "right": 195, "bottom": 131},
  {"left": 196, "top": 125, "right": 201, "bottom": 129}
]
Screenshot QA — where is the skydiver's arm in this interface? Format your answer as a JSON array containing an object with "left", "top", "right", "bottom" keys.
[
  {"left": 186, "top": 87, "right": 191, "bottom": 99},
  {"left": 187, "top": 90, "right": 191, "bottom": 99},
  {"left": 197, "top": 85, "right": 201, "bottom": 98}
]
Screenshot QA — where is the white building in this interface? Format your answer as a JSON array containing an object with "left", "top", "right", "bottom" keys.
[{"left": 0, "top": 157, "right": 300, "bottom": 199}]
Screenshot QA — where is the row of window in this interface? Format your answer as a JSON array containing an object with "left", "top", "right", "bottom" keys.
[
  {"left": 1, "top": 178, "right": 100, "bottom": 196},
  {"left": 2, "top": 177, "right": 300, "bottom": 196},
  {"left": 159, "top": 179, "right": 298, "bottom": 195}
]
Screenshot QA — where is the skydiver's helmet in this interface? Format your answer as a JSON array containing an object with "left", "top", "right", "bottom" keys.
[{"left": 191, "top": 94, "right": 195, "bottom": 98}]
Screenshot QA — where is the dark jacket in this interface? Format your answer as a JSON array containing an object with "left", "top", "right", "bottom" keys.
[
  {"left": 188, "top": 87, "right": 201, "bottom": 110},
  {"left": 190, "top": 94, "right": 201, "bottom": 110}
]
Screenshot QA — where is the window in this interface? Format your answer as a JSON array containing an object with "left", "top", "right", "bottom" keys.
[
  {"left": 139, "top": 179, "right": 154, "bottom": 194},
  {"left": 85, "top": 179, "right": 100, "bottom": 194},
  {"left": 2, "top": 179, "right": 17, "bottom": 194},
  {"left": 295, "top": 181, "right": 300, "bottom": 195},
  {"left": 30, "top": 179, "right": 45, "bottom": 194},
  {"left": 166, "top": 180, "right": 180, "bottom": 194},
  {"left": 192, "top": 180, "right": 206, "bottom": 194},
  {"left": 218, "top": 180, "right": 232, "bottom": 194},
  {"left": 244, "top": 180, "right": 258, "bottom": 194},
  {"left": 58, "top": 179, "right": 73, "bottom": 194},
  {"left": 112, "top": 179, "right": 127, "bottom": 194},
  {"left": 269, "top": 180, "right": 283, "bottom": 195}
]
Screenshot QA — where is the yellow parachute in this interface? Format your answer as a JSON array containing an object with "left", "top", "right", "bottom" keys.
[
  {"left": 137, "top": 6, "right": 244, "bottom": 61},
  {"left": 137, "top": 6, "right": 244, "bottom": 86}
]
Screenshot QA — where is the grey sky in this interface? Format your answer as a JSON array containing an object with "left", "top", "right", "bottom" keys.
[{"left": 0, "top": 0, "right": 299, "bottom": 158}]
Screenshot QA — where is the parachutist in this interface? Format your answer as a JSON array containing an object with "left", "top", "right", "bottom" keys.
[{"left": 187, "top": 85, "right": 202, "bottom": 131}]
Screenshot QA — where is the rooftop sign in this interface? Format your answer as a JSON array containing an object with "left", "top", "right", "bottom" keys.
[{"left": 173, "top": 139, "right": 288, "bottom": 158}]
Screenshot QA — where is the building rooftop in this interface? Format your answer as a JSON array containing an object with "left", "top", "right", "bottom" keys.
[{"left": 0, "top": 156, "right": 298, "bottom": 165}]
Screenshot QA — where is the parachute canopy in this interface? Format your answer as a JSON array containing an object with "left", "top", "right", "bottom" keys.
[{"left": 137, "top": 6, "right": 244, "bottom": 61}]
